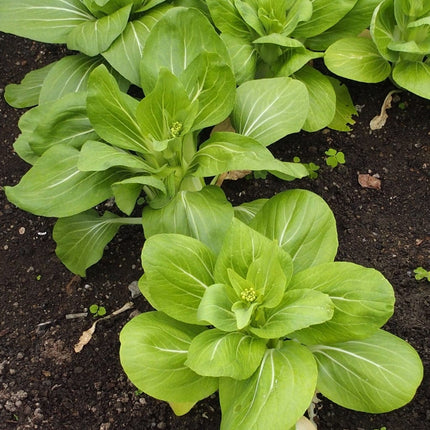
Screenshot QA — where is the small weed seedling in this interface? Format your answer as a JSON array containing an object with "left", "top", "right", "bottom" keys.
[
  {"left": 325, "top": 149, "right": 345, "bottom": 168},
  {"left": 294, "top": 157, "right": 320, "bottom": 179},
  {"left": 414, "top": 267, "right": 430, "bottom": 282},
  {"left": 89, "top": 304, "right": 106, "bottom": 318}
]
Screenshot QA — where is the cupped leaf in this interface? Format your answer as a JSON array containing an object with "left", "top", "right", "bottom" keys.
[
  {"left": 249, "top": 289, "right": 334, "bottom": 339},
  {"left": 221, "top": 33, "right": 257, "bottom": 85},
  {"left": 370, "top": 0, "right": 399, "bottom": 62},
  {"left": 0, "top": 0, "right": 93, "bottom": 43},
  {"left": 39, "top": 54, "right": 105, "bottom": 103},
  {"left": 87, "top": 65, "right": 149, "bottom": 153},
  {"left": 67, "top": 4, "right": 132, "bottom": 56},
  {"left": 231, "top": 77, "right": 309, "bottom": 146},
  {"left": 5, "top": 145, "right": 125, "bottom": 217},
  {"left": 53, "top": 209, "right": 138, "bottom": 276},
  {"left": 102, "top": 4, "right": 172, "bottom": 85},
  {"left": 293, "top": 0, "right": 358, "bottom": 39},
  {"left": 139, "top": 234, "right": 216, "bottom": 325},
  {"left": 250, "top": 189, "right": 338, "bottom": 273},
  {"left": 307, "top": 0, "right": 383, "bottom": 50},
  {"left": 186, "top": 329, "right": 267, "bottom": 380},
  {"left": 289, "top": 262, "right": 395, "bottom": 344},
  {"left": 112, "top": 176, "right": 166, "bottom": 215},
  {"left": 29, "top": 92, "right": 97, "bottom": 155},
  {"left": 310, "top": 329, "right": 423, "bottom": 413},
  {"left": 190, "top": 132, "right": 309, "bottom": 180},
  {"left": 327, "top": 76, "right": 357, "bottom": 131},
  {"left": 206, "top": 0, "right": 250, "bottom": 38},
  {"left": 214, "top": 218, "right": 289, "bottom": 285},
  {"left": 392, "top": 61, "right": 430, "bottom": 99},
  {"left": 140, "top": 7, "right": 229, "bottom": 93},
  {"left": 136, "top": 68, "right": 197, "bottom": 145},
  {"left": 219, "top": 341, "right": 318, "bottom": 430},
  {"left": 325, "top": 37, "right": 392, "bottom": 83},
  {"left": 293, "top": 65, "right": 336, "bottom": 132},
  {"left": 120, "top": 312, "right": 218, "bottom": 403},
  {"left": 180, "top": 52, "right": 236, "bottom": 130},
  {"left": 198, "top": 284, "right": 238, "bottom": 332},
  {"left": 142, "top": 186, "right": 234, "bottom": 255},
  {"left": 4, "top": 63, "right": 54, "bottom": 108},
  {"left": 276, "top": 47, "right": 324, "bottom": 77}
]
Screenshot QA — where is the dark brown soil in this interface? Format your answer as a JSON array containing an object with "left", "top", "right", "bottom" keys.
[{"left": 1, "top": 33, "right": 429, "bottom": 430}]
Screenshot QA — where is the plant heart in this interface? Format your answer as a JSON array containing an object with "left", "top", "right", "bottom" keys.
[{"left": 120, "top": 189, "right": 423, "bottom": 430}]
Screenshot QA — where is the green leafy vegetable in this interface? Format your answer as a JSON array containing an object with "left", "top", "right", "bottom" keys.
[{"left": 120, "top": 189, "right": 423, "bottom": 428}]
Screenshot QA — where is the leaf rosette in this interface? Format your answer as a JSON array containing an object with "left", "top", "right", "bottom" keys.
[{"left": 120, "top": 189, "right": 423, "bottom": 429}]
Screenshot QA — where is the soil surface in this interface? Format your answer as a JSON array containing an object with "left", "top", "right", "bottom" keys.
[{"left": 1, "top": 33, "right": 429, "bottom": 430}]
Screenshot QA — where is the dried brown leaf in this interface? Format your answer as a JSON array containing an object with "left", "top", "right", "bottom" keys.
[{"left": 369, "top": 90, "right": 401, "bottom": 130}]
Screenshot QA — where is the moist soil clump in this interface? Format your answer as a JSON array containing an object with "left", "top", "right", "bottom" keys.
[{"left": 1, "top": 33, "right": 429, "bottom": 430}]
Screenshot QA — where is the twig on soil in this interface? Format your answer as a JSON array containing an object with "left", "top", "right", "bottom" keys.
[{"left": 74, "top": 302, "right": 134, "bottom": 353}]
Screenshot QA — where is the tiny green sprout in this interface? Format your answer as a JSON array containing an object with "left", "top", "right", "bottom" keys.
[
  {"left": 305, "top": 162, "right": 320, "bottom": 179},
  {"left": 36, "top": 274, "right": 42, "bottom": 281},
  {"left": 414, "top": 267, "right": 430, "bottom": 282},
  {"left": 134, "top": 388, "right": 144, "bottom": 396},
  {"left": 89, "top": 304, "right": 107, "bottom": 317},
  {"left": 398, "top": 102, "right": 406, "bottom": 110},
  {"left": 373, "top": 427, "right": 387, "bottom": 430},
  {"left": 325, "top": 148, "right": 345, "bottom": 168},
  {"left": 293, "top": 156, "right": 301, "bottom": 163}
]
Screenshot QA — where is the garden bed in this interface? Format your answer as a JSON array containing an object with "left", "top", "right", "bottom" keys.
[{"left": 0, "top": 32, "right": 429, "bottom": 430}]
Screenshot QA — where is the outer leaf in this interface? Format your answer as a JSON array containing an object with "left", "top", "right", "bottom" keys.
[
  {"left": 180, "top": 52, "right": 236, "bottom": 130},
  {"left": 249, "top": 289, "right": 334, "bottom": 339},
  {"left": 190, "top": 132, "right": 309, "bottom": 180},
  {"left": 103, "top": 4, "right": 172, "bottom": 85},
  {"left": 120, "top": 312, "right": 218, "bottom": 403},
  {"left": 0, "top": 0, "right": 93, "bottom": 43},
  {"left": 324, "top": 37, "right": 392, "bottom": 83},
  {"left": 142, "top": 186, "right": 234, "bottom": 255},
  {"left": 392, "top": 61, "right": 430, "bottom": 99},
  {"left": 4, "top": 145, "right": 125, "bottom": 217},
  {"left": 293, "top": 0, "right": 358, "bottom": 38},
  {"left": 186, "top": 329, "right": 267, "bottom": 379},
  {"left": 139, "top": 234, "right": 216, "bottom": 325},
  {"left": 293, "top": 66, "right": 336, "bottom": 132},
  {"left": 327, "top": 76, "right": 357, "bottom": 131},
  {"left": 87, "top": 65, "right": 149, "bottom": 153},
  {"left": 39, "top": 54, "right": 104, "bottom": 103},
  {"left": 4, "top": 63, "right": 54, "bottom": 108},
  {"left": 29, "top": 92, "right": 97, "bottom": 155},
  {"left": 53, "top": 209, "right": 131, "bottom": 276},
  {"left": 307, "top": 0, "right": 383, "bottom": 50},
  {"left": 289, "top": 262, "right": 395, "bottom": 344},
  {"left": 231, "top": 77, "right": 309, "bottom": 146},
  {"left": 219, "top": 341, "right": 318, "bottom": 430},
  {"left": 140, "top": 7, "right": 229, "bottom": 93},
  {"left": 250, "top": 189, "right": 338, "bottom": 273},
  {"left": 67, "top": 4, "right": 132, "bottom": 56},
  {"left": 310, "top": 330, "right": 423, "bottom": 412}
]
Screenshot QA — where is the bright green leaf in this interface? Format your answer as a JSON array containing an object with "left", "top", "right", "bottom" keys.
[
  {"left": 186, "top": 329, "right": 267, "bottom": 379},
  {"left": 120, "top": 312, "right": 218, "bottom": 403},
  {"left": 310, "top": 329, "right": 423, "bottom": 413},
  {"left": 139, "top": 233, "right": 216, "bottom": 325},
  {"left": 250, "top": 189, "right": 338, "bottom": 273}
]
